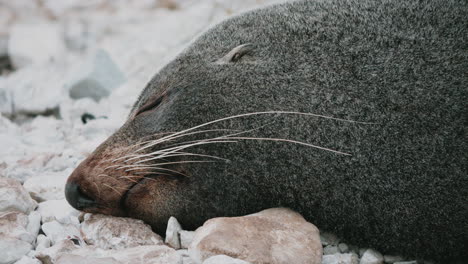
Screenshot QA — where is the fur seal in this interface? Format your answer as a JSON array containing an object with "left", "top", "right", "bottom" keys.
[{"left": 65, "top": 0, "right": 467, "bottom": 262}]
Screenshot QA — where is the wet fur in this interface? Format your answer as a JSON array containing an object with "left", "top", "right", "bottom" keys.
[{"left": 68, "top": 0, "right": 467, "bottom": 262}]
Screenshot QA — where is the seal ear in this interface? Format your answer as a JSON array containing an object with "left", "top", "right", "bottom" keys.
[{"left": 216, "top": 44, "right": 253, "bottom": 64}]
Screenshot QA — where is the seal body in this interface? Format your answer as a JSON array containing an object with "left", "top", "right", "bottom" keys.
[{"left": 66, "top": 0, "right": 467, "bottom": 262}]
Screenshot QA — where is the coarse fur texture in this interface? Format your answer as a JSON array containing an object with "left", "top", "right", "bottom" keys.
[{"left": 66, "top": 0, "right": 467, "bottom": 262}]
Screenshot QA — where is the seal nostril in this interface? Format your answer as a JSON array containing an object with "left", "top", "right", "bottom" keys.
[{"left": 65, "top": 181, "right": 96, "bottom": 210}]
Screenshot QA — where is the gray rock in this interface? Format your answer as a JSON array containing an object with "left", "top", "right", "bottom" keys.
[
  {"left": 180, "top": 230, "right": 195, "bottom": 249},
  {"left": 383, "top": 255, "right": 404, "bottom": 263},
  {"left": 338, "top": 243, "right": 349, "bottom": 253},
  {"left": 322, "top": 253, "right": 359, "bottom": 264},
  {"left": 7, "top": 23, "right": 65, "bottom": 69},
  {"left": 324, "top": 245, "right": 340, "bottom": 255},
  {"left": 203, "top": 255, "right": 251, "bottom": 264},
  {"left": 68, "top": 49, "right": 126, "bottom": 101},
  {"left": 394, "top": 262, "right": 417, "bottom": 264},
  {"left": 360, "top": 249, "right": 384, "bottom": 264},
  {"left": 166, "top": 216, "right": 182, "bottom": 249},
  {"left": 0, "top": 178, "right": 37, "bottom": 214},
  {"left": 320, "top": 232, "right": 340, "bottom": 246}
]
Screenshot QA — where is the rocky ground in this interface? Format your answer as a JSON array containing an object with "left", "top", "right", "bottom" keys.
[{"left": 0, "top": 0, "right": 422, "bottom": 263}]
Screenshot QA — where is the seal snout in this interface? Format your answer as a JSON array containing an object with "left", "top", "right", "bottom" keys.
[{"left": 65, "top": 181, "right": 97, "bottom": 210}]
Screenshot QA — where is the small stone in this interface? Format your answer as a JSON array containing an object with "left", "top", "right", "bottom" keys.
[
  {"left": 338, "top": 243, "right": 349, "bottom": 253},
  {"left": 360, "top": 249, "right": 384, "bottom": 264},
  {"left": 324, "top": 245, "right": 340, "bottom": 255},
  {"left": 26, "top": 211, "right": 41, "bottom": 240},
  {"left": 320, "top": 232, "right": 340, "bottom": 246},
  {"left": 166, "top": 216, "right": 182, "bottom": 249},
  {"left": 23, "top": 171, "right": 69, "bottom": 202},
  {"left": 322, "top": 253, "right": 359, "bottom": 264},
  {"left": 383, "top": 255, "right": 404, "bottom": 263},
  {"left": 37, "top": 199, "right": 80, "bottom": 225},
  {"left": 394, "top": 262, "right": 417, "bottom": 264},
  {"left": 189, "top": 208, "right": 322, "bottom": 264},
  {"left": 0, "top": 236, "right": 33, "bottom": 264},
  {"left": 55, "top": 254, "right": 120, "bottom": 264},
  {"left": 0, "top": 177, "right": 37, "bottom": 214},
  {"left": 13, "top": 256, "right": 41, "bottom": 264},
  {"left": 41, "top": 220, "right": 81, "bottom": 245},
  {"left": 180, "top": 230, "right": 195, "bottom": 249},
  {"left": 80, "top": 213, "right": 163, "bottom": 250},
  {"left": 68, "top": 49, "right": 126, "bottom": 101},
  {"left": 203, "top": 255, "right": 252, "bottom": 264},
  {"left": 8, "top": 23, "right": 65, "bottom": 69},
  {"left": 35, "top": 235, "right": 51, "bottom": 251}
]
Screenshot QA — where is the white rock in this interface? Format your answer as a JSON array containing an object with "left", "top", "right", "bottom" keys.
[
  {"left": 189, "top": 208, "right": 322, "bottom": 264},
  {"left": 37, "top": 199, "right": 80, "bottom": 225},
  {"left": 36, "top": 239, "right": 181, "bottom": 264},
  {"left": 203, "top": 255, "right": 251, "bottom": 264},
  {"left": 360, "top": 249, "right": 384, "bottom": 264},
  {"left": 0, "top": 87, "right": 12, "bottom": 115},
  {"left": 23, "top": 170, "right": 70, "bottom": 202},
  {"left": 80, "top": 213, "right": 163, "bottom": 250},
  {"left": 35, "top": 235, "right": 51, "bottom": 251},
  {"left": 8, "top": 23, "right": 66, "bottom": 69},
  {"left": 41, "top": 220, "right": 81, "bottom": 245},
  {"left": 322, "top": 253, "right": 359, "bottom": 264},
  {"left": 13, "top": 256, "right": 41, "bottom": 264},
  {"left": 166, "top": 216, "right": 182, "bottom": 249},
  {"left": 68, "top": 49, "right": 126, "bottom": 101},
  {"left": 393, "top": 262, "right": 417, "bottom": 264},
  {"left": 180, "top": 230, "right": 195, "bottom": 249},
  {"left": 0, "top": 211, "right": 34, "bottom": 243},
  {"left": 0, "top": 236, "right": 32, "bottom": 264},
  {"left": 0, "top": 178, "right": 37, "bottom": 214},
  {"left": 26, "top": 211, "right": 41, "bottom": 240},
  {"left": 2, "top": 63, "right": 67, "bottom": 115}
]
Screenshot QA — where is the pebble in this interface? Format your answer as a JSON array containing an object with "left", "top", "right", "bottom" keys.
[
  {"left": 338, "top": 243, "right": 349, "bottom": 253},
  {"left": 35, "top": 235, "right": 51, "bottom": 251},
  {"left": 189, "top": 208, "right": 322, "bottom": 264},
  {"left": 0, "top": 178, "right": 37, "bottom": 214},
  {"left": 203, "top": 255, "right": 252, "bottom": 264},
  {"left": 322, "top": 253, "right": 359, "bottom": 264},
  {"left": 12, "top": 256, "right": 41, "bottom": 264},
  {"left": 383, "top": 255, "right": 404, "bottom": 263},
  {"left": 360, "top": 249, "right": 384, "bottom": 264},
  {"left": 166, "top": 216, "right": 183, "bottom": 249},
  {"left": 0, "top": 236, "right": 33, "bottom": 264},
  {"left": 321, "top": 232, "right": 340, "bottom": 246},
  {"left": 68, "top": 49, "right": 126, "bottom": 101}
]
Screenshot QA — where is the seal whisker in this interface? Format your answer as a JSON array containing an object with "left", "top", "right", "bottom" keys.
[
  {"left": 131, "top": 152, "right": 230, "bottom": 165},
  {"left": 134, "top": 111, "right": 373, "bottom": 153},
  {"left": 102, "top": 183, "right": 123, "bottom": 196},
  {"left": 122, "top": 160, "right": 217, "bottom": 172}
]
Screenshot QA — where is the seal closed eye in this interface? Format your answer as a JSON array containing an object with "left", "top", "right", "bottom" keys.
[{"left": 65, "top": 0, "right": 468, "bottom": 262}]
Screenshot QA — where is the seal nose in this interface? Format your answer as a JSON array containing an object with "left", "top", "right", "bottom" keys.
[{"left": 65, "top": 181, "right": 96, "bottom": 210}]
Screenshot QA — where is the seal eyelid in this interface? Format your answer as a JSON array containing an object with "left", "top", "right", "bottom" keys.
[
  {"left": 216, "top": 43, "right": 253, "bottom": 64},
  {"left": 135, "top": 95, "right": 164, "bottom": 116}
]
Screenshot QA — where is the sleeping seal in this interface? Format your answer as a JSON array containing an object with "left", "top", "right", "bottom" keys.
[{"left": 65, "top": 0, "right": 467, "bottom": 262}]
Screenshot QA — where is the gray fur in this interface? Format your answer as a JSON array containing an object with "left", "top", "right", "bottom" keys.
[{"left": 68, "top": 0, "right": 467, "bottom": 262}]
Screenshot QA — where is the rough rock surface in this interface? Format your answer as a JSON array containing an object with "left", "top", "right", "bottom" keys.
[
  {"left": 360, "top": 249, "right": 384, "bottom": 264},
  {"left": 189, "top": 208, "right": 322, "bottom": 264},
  {"left": 166, "top": 216, "right": 183, "bottom": 249},
  {"left": 0, "top": 178, "right": 37, "bottom": 214},
  {"left": 80, "top": 213, "right": 163, "bottom": 249}
]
